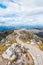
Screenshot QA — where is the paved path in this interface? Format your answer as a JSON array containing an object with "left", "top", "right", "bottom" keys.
[{"left": 15, "top": 30, "right": 43, "bottom": 65}]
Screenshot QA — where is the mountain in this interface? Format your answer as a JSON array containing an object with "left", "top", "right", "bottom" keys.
[{"left": 0, "top": 25, "right": 43, "bottom": 32}]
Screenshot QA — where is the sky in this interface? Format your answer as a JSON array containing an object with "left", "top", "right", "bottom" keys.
[{"left": 0, "top": 0, "right": 43, "bottom": 27}]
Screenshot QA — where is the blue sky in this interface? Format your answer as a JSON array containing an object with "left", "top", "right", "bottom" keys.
[
  {"left": 0, "top": 0, "right": 43, "bottom": 27},
  {"left": 0, "top": 3, "right": 7, "bottom": 9}
]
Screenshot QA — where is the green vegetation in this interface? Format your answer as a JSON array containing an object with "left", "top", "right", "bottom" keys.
[
  {"left": 19, "top": 31, "right": 33, "bottom": 43},
  {"left": 19, "top": 36, "right": 30, "bottom": 43}
]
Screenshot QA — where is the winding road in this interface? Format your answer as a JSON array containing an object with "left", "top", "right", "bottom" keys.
[{"left": 15, "top": 29, "right": 43, "bottom": 65}]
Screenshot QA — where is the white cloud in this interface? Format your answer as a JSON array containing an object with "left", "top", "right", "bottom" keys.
[{"left": 0, "top": 0, "right": 43, "bottom": 27}]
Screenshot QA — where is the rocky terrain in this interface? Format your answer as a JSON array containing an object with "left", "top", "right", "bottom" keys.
[
  {"left": 0, "top": 30, "right": 14, "bottom": 41},
  {"left": 0, "top": 29, "right": 43, "bottom": 65}
]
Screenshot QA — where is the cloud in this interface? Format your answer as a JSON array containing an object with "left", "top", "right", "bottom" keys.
[{"left": 0, "top": 0, "right": 43, "bottom": 27}]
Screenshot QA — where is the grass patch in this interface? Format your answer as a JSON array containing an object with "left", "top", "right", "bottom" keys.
[
  {"left": 38, "top": 44, "right": 43, "bottom": 51},
  {"left": 0, "top": 44, "right": 8, "bottom": 55}
]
